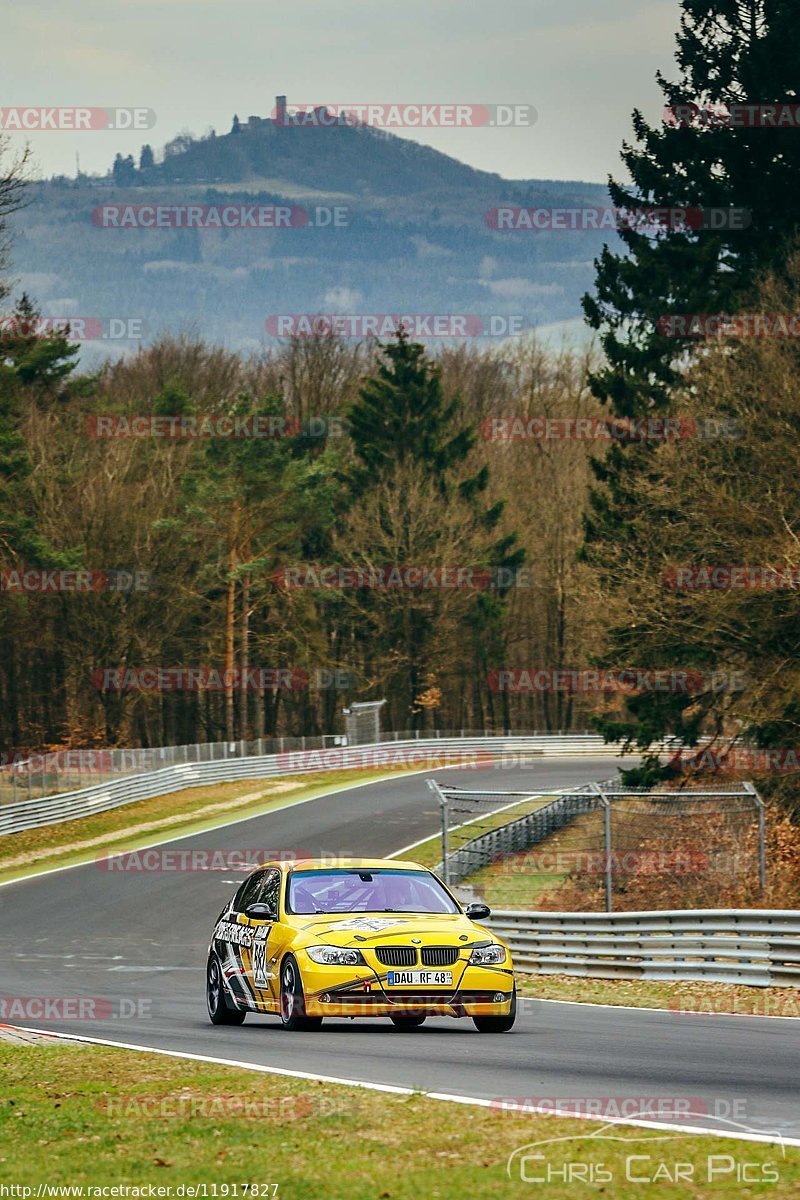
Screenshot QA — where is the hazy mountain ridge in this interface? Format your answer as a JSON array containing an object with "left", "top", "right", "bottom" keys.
[{"left": 10, "top": 113, "right": 611, "bottom": 358}]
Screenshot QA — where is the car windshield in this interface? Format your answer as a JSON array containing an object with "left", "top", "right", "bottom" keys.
[{"left": 287, "top": 868, "right": 459, "bottom": 915}]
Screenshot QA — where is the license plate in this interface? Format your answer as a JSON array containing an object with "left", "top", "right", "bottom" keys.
[{"left": 386, "top": 970, "right": 453, "bottom": 986}]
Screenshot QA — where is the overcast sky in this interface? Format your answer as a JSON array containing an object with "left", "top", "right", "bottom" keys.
[{"left": 4, "top": 0, "right": 679, "bottom": 184}]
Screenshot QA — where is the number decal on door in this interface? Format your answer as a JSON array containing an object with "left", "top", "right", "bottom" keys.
[{"left": 252, "top": 926, "right": 270, "bottom": 989}]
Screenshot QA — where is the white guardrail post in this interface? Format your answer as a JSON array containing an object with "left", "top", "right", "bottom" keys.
[
  {"left": 427, "top": 778, "right": 449, "bottom": 886},
  {"left": 592, "top": 781, "right": 613, "bottom": 914},
  {"left": 744, "top": 781, "right": 767, "bottom": 894}
]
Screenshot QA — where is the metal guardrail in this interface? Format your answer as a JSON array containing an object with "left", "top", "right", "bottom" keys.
[
  {"left": 484, "top": 909, "right": 800, "bottom": 986},
  {"left": 0, "top": 734, "right": 633, "bottom": 837},
  {"left": 0, "top": 728, "right": 607, "bottom": 804}
]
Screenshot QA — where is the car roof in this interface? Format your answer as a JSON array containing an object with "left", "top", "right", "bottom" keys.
[{"left": 252, "top": 857, "right": 427, "bottom": 874}]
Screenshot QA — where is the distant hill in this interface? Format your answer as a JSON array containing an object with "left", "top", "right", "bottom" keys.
[{"left": 8, "top": 103, "right": 611, "bottom": 360}]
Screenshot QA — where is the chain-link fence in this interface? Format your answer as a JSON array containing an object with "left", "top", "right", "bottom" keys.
[
  {"left": 0, "top": 728, "right": 600, "bottom": 806},
  {"left": 430, "top": 779, "right": 765, "bottom": 912},
  {"left": 343, "top": 700, "right": 386, "bottom": 745}
]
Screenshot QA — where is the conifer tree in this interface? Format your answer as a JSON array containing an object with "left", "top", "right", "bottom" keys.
[
  {"left": 583, "top": 0, "right": 800, "bottom": 549},
  {"left": 344, "top": 330, "right": 524, "bottom": 727}
]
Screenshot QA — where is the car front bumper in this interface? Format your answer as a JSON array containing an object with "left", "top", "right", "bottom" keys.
[{"left": 296, "top": 954, "right": 516, "bottom": 1018}]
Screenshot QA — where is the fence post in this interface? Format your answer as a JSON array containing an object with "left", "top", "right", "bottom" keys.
[
  {"left": 593, "top": 783, "right": 613, "bottom": 913},
  {"left": 428, "top": 779, "right": 449, "bottom": 885},
  {"left": 744, "top": 782, "right": 767, "bottom": 894}
]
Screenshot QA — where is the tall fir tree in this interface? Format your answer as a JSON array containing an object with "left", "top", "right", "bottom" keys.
[
  {"left": 581, "top": 0, "right": 800, "bottom": 763},
  {"left": 583, "top": 0, "right": 800, "bottom": 545},
  {"left": 344, "top": 330, "right": 524, "bottom": 728}
]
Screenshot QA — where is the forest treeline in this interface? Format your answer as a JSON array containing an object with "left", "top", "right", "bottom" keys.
[
  {"left": 4, "top": 0, "right": 800, "bottom": 817},
  {"left": 0, "top": 307, "right": 609, "bottom": 750}
]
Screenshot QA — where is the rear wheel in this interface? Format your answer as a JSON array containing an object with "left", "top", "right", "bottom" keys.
[
  {"left": 279, "top": 956, "right": 323, "bottom": 1031},
  {"left": 472, "top": 985, "right": 516, "bottom": 1033},
  {"left": 207, "top": 953, "right": 246, "bottom": 1025},
  {"left": 390, "top": 1014, "right": 426, "bottom": 1030}
]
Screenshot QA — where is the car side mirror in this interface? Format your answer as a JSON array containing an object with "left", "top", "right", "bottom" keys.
[
  {"left": 245, "top": 902, "right": 276, "bottom": 921},
  {"left": 464, "top": 902, "right": 491, "bottom": 921}
]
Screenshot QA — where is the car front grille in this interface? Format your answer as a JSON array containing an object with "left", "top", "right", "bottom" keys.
[
  {"left": 421, "top": 947, "right": 460, "bottom": 967},
  {"left": 322, "top": 990, "right": 501, "bottom": 1008},
  {"left": 384, "top": 991, "right": 498, "bottom": 1005},
  {"left": 375, "top": 946, "right": 417, "bottom": 967}
]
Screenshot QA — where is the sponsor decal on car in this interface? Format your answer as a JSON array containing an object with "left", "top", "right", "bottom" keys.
[
  {"left": 327, "top": 917, "right": 409, "bottom": 933},
  {"left": 252, "top": 926, "right": 270, "bottom": 988},
  {"left": 213, "top": 919, "right": 254, "bottom": 948}
]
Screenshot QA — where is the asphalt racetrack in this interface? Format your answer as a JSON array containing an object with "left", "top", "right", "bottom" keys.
[{"left": 2, "top": 757, "right": 798, "bottom": 1143}]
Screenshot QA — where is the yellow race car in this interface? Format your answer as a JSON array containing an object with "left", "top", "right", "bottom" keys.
[{"left": 206, "top": 857, "right": 516, "bottom": 1032}]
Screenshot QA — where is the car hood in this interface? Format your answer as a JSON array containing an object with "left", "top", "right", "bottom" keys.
[{"left": 292, "top": 912, "right": 492, "bottom": 948}]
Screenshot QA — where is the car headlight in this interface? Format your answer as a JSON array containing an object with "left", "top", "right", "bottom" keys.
[
  {"left": 468, "top": 943, "right": 506, "bottom": 965},
  {"left": 306, "top": 945, "right": 365, "bottom": 966}
]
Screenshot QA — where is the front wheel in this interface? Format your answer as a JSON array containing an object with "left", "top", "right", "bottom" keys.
[
  {"left": 473, "top": 985, "right": 516, "bottom": 1033},
  {"left": 390, "top": 1014, "right": 426, "bottom": 1030},
  {"left": 279, "top": 956, "right": 323, "bottom": 1031},
  {"left": 207, "top": 953, "right": 246, "bottom": 1025}
]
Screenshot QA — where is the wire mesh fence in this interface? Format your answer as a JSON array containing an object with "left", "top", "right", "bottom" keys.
[
  {"left": 0, "top": 728, "right": 599, "bottom": 807},
  {"left": 430, "top": 779, "right": 765, "bottom": 912}
]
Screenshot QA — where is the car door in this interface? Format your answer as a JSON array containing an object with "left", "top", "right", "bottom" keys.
[
  {"left": 239, "top": 868, "right": 282, "bottom": 1011},
  {"left": 212, "top": 868, "right": 268, "bottom": 1010}
]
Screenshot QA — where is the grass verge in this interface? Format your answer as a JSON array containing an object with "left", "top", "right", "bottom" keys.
[
  {"left": 393, "top": 794, "right": 559, "bottom": 872},
  {"left": 0, "top": 767, "right": 423, "bottom": 886},
  {"left": 0, "top": 1043, "right": 794, "bottom": 1196},
  {"left": 516, "top": 972, "right": 800, "bottom": 1015}
]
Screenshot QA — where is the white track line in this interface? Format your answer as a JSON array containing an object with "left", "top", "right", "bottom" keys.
[
  {"left": 390, "top": 780, "right": 594, "bottom": 859},
  {"left": 518, "top": 994, "right": 800, "bottom": 1021},
  {"left": 0, "top": 761, "right": 478, "bottom": 890},
  {"left": 1, "top": 754, "right": 612, "bottom": 888},
  {"left": 7, "top": 1025, "right": 796, "bottom": 1147}
]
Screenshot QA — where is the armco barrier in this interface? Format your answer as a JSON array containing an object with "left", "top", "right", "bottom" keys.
[
  {"left": 0, "top": 728, "right": 614, "bottom": 802},
  {"left": 484, "top": 909, "right": 800, "bottom": 986},
  {"left": 0, "top": 735, "right": 636, "bottom": 837}
]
